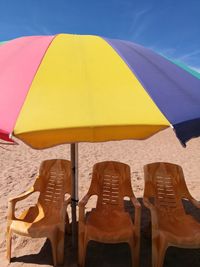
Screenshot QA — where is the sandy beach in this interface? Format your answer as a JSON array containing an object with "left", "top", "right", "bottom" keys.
[{"left": 0, "top": 128, "right": 200, "bottom": 267}]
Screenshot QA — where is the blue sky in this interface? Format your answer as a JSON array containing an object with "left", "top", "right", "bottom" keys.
[{"left": 0, "top": 0, "right": 200, "bottom": 72}]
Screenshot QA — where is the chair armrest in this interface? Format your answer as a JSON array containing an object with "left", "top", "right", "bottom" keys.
[
  {"left": 143, "top": 197, "right": 159, "bottom": 232},
  {"left": 79, "top": 193, "right": 91, "bottom": 207},
  {"left": 9, "top": 187, "right": 35, "bottom": 203},
  {"left": 191, "top": 198, "right": 200, "bottom": 209},
  {"left": 78, "top": 193, "right": 92, "bottom": 222},
  {"left": 130, "top": 197, "right": 141, "bottom": 236},
  {"left": 7, "top": 187, "right": 35, "bottom": 221}
]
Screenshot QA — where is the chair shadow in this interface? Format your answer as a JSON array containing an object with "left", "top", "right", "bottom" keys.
[
  {"left": 11, "top": 238, "right": 54, "bottom": 265},
  {"left": 11, "top": 229, "right": 77, "bottom": 266},
  {"left": 12, "top": 198, "right": 200, "bottom": 267}
]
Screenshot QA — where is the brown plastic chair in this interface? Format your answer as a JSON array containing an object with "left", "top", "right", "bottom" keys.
[
  {"left": 6, "top": 159, "right": 71, "bottom": 266},
  {"left": 79, "top": 161, "right": 141, "bottom": 267},
  {"left": 143, "top": 162, "right": 200, "bottom": 267}
]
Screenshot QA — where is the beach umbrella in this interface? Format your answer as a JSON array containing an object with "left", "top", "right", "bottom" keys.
[{"left": 0, "top": 34, "right": 200, "bottom": 244}]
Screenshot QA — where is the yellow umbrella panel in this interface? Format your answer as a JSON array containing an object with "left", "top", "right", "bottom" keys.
[{"left": 14, "top": 34, "right": 169, "bottom": 149}]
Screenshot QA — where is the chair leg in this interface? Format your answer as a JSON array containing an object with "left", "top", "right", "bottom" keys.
[
  {"left": 6, "top": 227, "right": 12, "bottom": 262},
  {"left": 152, "top": 236, "right": 167, "bottom": 267},
  {"left": 82, "top": 237, "right": 89, "bottom": 267},
  {"left": 79, "top": 234, "right": 88, "bottom": 267},
  {"left": 49, "top": 231, "right": 58, "bottom": 267},
  {"left": 56, "top": 227, "right": 65, "bottom": 265},
  {"left": 134, "top": 240, "right": 140, "bottom": 267},
  {"left": 78, "top": 221, "right": 85, "bottom": 267},
  {"left": 129, "top": 237, "right": 140, "bottom": 267},
  {"left": 78, "top": 232, "right": 84, "bottom": 267}
]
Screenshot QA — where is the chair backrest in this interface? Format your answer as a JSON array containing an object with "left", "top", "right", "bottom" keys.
[
  {"left": 144, "top": 162, "right": 190, "bottom": 215},
  {"left": 88, "top": 161, "right": 135, "bottom": 211},
  {"left": 35, "top": 159, "right": 71, "bottom": 214}
]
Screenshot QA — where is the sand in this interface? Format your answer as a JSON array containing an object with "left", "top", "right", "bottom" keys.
[{"left": 0, "top": 128, "right": 200, "bottom": 266}]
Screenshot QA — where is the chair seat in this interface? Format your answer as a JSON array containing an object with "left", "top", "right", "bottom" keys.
[
  {"left": 86, "top": 208, "right": 134, "bottom": 242},
  {"left": 10, "top": 205, "right": 61, "bottom": 237},
  {"left": 159, "top": 213, "right": 200, "bottom": 245}
]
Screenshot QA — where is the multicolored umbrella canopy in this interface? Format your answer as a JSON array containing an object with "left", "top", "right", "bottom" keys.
[{"left": 0, "top": 34, "right": 200, "bottom": 148}]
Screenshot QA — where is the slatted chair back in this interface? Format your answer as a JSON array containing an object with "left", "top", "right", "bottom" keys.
[
  {"left": 37, "top": 159, "right": 71, "bottom": 215},
  {"left": 87, "top": 161, "right": 134, "bottom": 211},
  {"left": 144, "top": 162, "right": 189, "bottom": 216}
]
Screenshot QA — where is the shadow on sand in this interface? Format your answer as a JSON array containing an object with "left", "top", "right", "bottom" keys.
[{"left": 12, "top": 198, "right": 200, "bottom": 267}]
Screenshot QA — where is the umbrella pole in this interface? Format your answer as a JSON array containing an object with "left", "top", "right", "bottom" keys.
[{"left": 71, "top": 143, "right": 79, "bottom": 247}]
